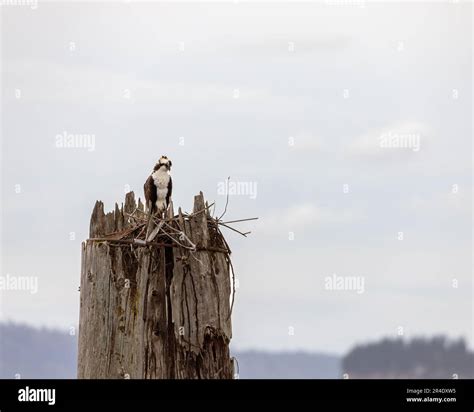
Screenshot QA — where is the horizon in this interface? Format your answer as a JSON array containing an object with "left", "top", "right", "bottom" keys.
[{"left": 0, "top": 319, "right": 471, "bottom": 358}]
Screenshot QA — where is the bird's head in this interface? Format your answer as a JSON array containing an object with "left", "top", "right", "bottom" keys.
[{"left": 154, "top": 155, "right": 172, "bottom": 171}]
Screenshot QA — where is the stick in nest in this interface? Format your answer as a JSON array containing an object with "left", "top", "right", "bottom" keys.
[
  {"left": 218, "top": 176, "right": 231, "bottom": 220},
  {"left": 227, "top": 254, "right": 236, "bottom": 321}
]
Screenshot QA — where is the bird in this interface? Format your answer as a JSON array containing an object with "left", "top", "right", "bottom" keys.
[{"left": 144, "top": 155, "right": 173, "bottom": 216}]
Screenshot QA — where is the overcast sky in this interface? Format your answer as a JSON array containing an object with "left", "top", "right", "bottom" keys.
[{"left": 1, "top": 1, "right": 472, "bottom": 355}]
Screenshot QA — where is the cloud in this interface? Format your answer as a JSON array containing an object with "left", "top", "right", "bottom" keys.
[
  {"left": 402, "top": 190, "right": 471, "bottom": 219},
  {"left": 227, "top": 35, "right": 352, "bottom": 57},
  {"left": 289, "top": 132, "right": 325, "bottom": 152},
  {"left": 4, "top": 58, "right": 300, "bottom": 116},
  {"left": 347, "top": 121, "right": 430, "bottom": 158},
  {"left": 257, "top": 203, "right": 362, "bottom": 235}
]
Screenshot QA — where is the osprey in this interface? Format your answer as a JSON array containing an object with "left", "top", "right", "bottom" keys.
[{"left": 144, "top": 155, "right": 173, "bottom": 215}]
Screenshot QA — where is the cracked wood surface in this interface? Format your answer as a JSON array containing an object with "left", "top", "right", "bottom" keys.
[{"left": 77, "top": 192, "right": 233, "bottom": 379}]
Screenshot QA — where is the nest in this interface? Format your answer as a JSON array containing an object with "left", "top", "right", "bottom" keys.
[
  {"left": 87, "top": 196, "right": 257, "bottom": 256},
  {"left": 91, "top": 206, "right": 221, "bottom": 253},
  {"left": 86, "top": 192, "right": 257, "bottom": 322}
]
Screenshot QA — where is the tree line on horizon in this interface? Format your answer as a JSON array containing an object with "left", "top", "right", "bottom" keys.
[
  {"left": 1, "top": 322, "right": 472, "bottom": 379},
  {"left": 342, "top": 336, "right": 474, "bottom": 378}
]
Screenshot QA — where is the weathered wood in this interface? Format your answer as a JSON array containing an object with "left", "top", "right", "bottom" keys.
[{"left": 78, "top": 192, "right": 233, "bottom": 379}]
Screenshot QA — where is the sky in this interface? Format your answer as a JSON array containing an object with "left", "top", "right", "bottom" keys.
[{"left": 0, "top": 0, "right": 472, "bottom": 355}]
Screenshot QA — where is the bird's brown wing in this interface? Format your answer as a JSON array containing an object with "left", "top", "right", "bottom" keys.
[
  {"left": 144, "top": 175, "right": 157, "bottom": 212},
  {"left": 166, "top": 176, "right": 172, "bottom": 206}
]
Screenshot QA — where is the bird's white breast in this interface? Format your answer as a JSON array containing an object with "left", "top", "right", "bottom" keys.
[
  {"left": 152, "top": 169, "right": 170, "bottom": 190},
  {"left": 152, "top": 169, "right": 170, "bottom": 210}
]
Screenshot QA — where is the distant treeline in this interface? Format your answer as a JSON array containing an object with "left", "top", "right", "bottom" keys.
[
  {"left": 342, "top": 336, "right": 474, "bottom": 378},
  {"left": 0, "top": 323, "right": 340, "bottom": 379},
  {"left": 0, "top": 322, "right": 78, "bottom": 379},
  {"left": 1, "top": 322, "right": 473, "bottom": 379}
]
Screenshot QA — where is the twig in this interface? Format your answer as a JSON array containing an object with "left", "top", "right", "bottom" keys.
[
  {"left": 218, "top": 222, "right": 249, "bottom": 237},
  {"left": 220, "top": 217, "right": 259, "bottom": 224},
  {"left": 160, "top": 225, "right": 196, "bottom": 251},
  {"left": 218, "top": 176, "right": 231, "bottom": 220},
  {"left": 183, "top": 202, "right": 215, "bottom": 218},
  {"left": 145, "top": 201, "right": 153, "bottom": 239},
  {"left": 87, "top": 238, "right": 228, "bottom": 253},
  {"left": 217, "top": 226, "right": 232, "bottom": 255},
  {"left": 227, "top": 255, "right": 236, "bottom": 321},
  {"left": 146, "top": 220, "right": 164, "bottom": 242}
]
